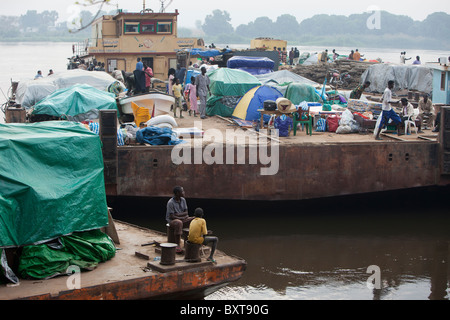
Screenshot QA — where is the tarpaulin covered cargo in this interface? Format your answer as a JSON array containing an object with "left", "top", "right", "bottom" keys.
[
  {"left": 206, "top": 68, "right": 261, "bottom": 117},
  {"left": 31, "top": 84, "right": 119, "bottom": 122},
  {"left": 208, "top": 68, "right": 261, "bottom": 97},
  {"left": 186, "top": 48, "right": 232, "bottom": 57},
  {"left": 361, "top": 64, "right": 433, "bottom": 94},
  {"left": 227, "top": 56, "right": 275, "bottom": 75},
  {"left": 255, "top": 70, "right": 319, "bottom": 95},
  {"left": 18, "top": 229, "right": 115, "bottom": 279},
  {"left": 284, "top": 83, "right": 323, "bottom": 104},
  {"left": 16, "top": 69, "right": 126, "bottom": 108},
  {"left": 0, "top": 121, "right": 109, "bottom": 249}
]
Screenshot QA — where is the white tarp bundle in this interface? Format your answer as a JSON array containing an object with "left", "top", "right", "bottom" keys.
[
  {"left": 302, "top": 53, "right": 319, "bottom": 66},
  {"left": 361, "top": 63, "right": 433, "bottom": 94},
  {"left": 16, "top": 69, "right": 125, "bottom": 108},
  {"left": 255, "top": 70, "right": 319, "bottom": 87}
]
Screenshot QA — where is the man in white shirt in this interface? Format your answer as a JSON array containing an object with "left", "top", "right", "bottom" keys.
[
  {"left": 400, "top": 52, "right": 411, "bottom": 64},
  {"left": 375, "top": 80, "right": 402, "bottom": 140}
]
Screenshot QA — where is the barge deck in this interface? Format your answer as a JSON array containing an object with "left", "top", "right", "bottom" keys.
[{"left": 0, "top": 220, "right": 246, "bottom": 300}]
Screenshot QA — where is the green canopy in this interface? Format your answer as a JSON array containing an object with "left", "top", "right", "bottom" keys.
[
  {"left": 285, "top": 83, "right": 322, "bottom": 104},
  {"left": 31, "top": 84, "right": 118, "bottom": 119},
  {"left": 0, "top": 121, "right": 109, "bottom": 248},
  {"left": 208, "top": 68, "right": 261, "bottom": 97}
]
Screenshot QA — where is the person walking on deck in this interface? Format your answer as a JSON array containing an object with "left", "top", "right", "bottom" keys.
[
  {"left": 195, "top": 67, "right": 211, "bottom": 119},
  {"left": 184, "top": 76, "right": 198, "bottom": 116}
]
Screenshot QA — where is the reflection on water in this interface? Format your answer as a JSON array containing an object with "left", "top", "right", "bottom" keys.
[{"left": 109, "top": 186, "right": 450, "bottom": 300}]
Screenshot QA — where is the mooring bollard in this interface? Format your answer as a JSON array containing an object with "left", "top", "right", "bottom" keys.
[{"left": 160, "top": 243, "right": 177, "bottom": 265}]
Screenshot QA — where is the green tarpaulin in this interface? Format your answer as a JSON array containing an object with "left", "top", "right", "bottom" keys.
[
  {"left": 206, "top": 68, "right": 261, "bottom": 117},
  {"left": 285, "top": 83, "right": 322, "bottom": 104},
  {"left": 18, "top": 229, "right": 115, "bottom": 279},
  {"left": 31, "top": 84, "right": 118, "bottom": 119},
  {"left": 0, "top": 121, "right": 109, "bottom": 248},
  {"left": 208, "top": 68, "right": 260, "bottom": 97}
]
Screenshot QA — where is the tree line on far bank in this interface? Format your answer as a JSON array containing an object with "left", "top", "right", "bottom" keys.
[
  {"left": 1, "top": 8, "right": 449, "bottom": 50},
  {"left": 0, "top": 9, "right": 113, "bottom": 41},
  {"left": 180, "top": 10, "right": 450, "bottom": 50}
]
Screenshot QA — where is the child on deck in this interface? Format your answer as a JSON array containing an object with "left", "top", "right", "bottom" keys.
[
  {"left": 188, "top": 208, "right": 218, "bottom": 263},
  {"left": 172, "top": 78, "right": 184, "bottom": 118},
  {"left": 184, "top": 76, "right": 198, "bottom": 117}
]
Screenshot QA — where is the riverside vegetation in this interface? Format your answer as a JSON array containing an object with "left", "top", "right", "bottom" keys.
[{"left": 0, "top": 9, "right": 449, "bottom": 50}]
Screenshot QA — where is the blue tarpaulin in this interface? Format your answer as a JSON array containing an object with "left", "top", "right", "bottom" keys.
[
  {"left": 187, "top": 48, "right": 232, "bottom": 57},
  {"left": 227, "top": 56, "right": 275, "bottom": 75},
  {"left": 136, "top": 126, "right": 184, "bottom": 145}
]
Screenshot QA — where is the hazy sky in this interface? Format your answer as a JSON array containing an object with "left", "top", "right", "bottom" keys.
[{"left": 3, "top": 0, "right": 450, "bottom": 27}]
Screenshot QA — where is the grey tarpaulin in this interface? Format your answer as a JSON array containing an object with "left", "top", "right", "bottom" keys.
[{"left": 361, "top": 64, "right": 433, "bottom": 94}]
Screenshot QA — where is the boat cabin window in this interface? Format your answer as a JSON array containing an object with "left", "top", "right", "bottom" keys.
[
  {"left": 124, "top": 22, "right": 140, "bottom": 34},
  {"left": 141, "top": 21, "right": 156, "bottom": 34},
  {"left": 157, "top": 21, "right": 172, "bottom": 34}
]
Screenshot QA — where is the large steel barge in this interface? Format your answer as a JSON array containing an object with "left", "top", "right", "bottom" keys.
[{"left": 98, "top": 108, "right": 450, "bottom": 202}]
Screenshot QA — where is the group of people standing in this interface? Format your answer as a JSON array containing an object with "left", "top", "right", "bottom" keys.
[
  {"left": 400, "top": 52, "right": 422, "bottom": 65},
  {"left": 167, "top": 65, "right": 211, "bottom": 120},
  {"left": 132, "top": 57, "right": 154, "bottom": 94},
  {"left": 34, "top": 69, "right": 54, "bottom": 79}
]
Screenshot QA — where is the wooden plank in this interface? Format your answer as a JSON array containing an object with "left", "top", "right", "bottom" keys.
[
  {"left": 147, "top": 260, "right": 213, "bottom": 273},
  {"left": 418, "top": 136, "right": 436, "bottom": 141}
]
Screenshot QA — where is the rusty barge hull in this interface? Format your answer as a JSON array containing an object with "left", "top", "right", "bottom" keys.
[
  {"left": 105, "top": 141, "right": 446, "bottom": 201},
  {"left": 2, "top": 221, "right": 246, "bottom": 300},
  {"left": 20, "top": 262, "right": 245, "bottom": 300}
]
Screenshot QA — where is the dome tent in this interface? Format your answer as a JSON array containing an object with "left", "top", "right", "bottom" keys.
[
  {"left": 233, "top": 85, "right": 284, "bottom": 122},
  {"left": 206, "top": 68, "right": 261, "bottom": 117}
]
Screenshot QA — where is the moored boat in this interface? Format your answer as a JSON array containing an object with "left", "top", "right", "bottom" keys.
[
  {"left": 1, "top": 220, "right": 246, "bottom": 300},
  {"left": 119, "top": 90, "right": 175, "bottom": 117},
  {"left": 0, "top": 121, "right": 246, "bottom": 300}
]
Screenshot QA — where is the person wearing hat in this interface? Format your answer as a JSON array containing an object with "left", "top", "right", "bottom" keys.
[
  {"left": 275, "top": 98, "right": 295, "bottom": 137},
  {"left": 276, "top": 97, "right": 296, "bottom": 113}
]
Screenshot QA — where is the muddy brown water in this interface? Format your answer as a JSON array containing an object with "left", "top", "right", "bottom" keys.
[{"left": 109, "top": 185, "right": 450, "bottom": 300}]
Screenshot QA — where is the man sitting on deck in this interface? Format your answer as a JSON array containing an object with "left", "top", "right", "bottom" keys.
[
  {"left": 188, "top": 208, "right": 218, "bottom": 263},
  {"left": 166, "top": 186, "right": 194, "bottom": 253}
]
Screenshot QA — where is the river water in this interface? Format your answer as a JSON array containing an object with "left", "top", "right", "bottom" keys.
[
  {"left": 1, "top": 42, "right": 449, "bottom": 300},
  {"left": 110, "top": 186, "right": 450, "bottom": 301}
]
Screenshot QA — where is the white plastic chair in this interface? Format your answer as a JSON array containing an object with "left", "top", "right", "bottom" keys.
[{"left": 404, "top": 108, "right": 419, "bottom": 135}]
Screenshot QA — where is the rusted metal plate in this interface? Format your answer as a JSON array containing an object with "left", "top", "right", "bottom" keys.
[
  {"left": 20, "top": 262, "right": 247, "bottom": 300},
  {"left": 110, "top": 142, "right": 441, "bottom": 201}
]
